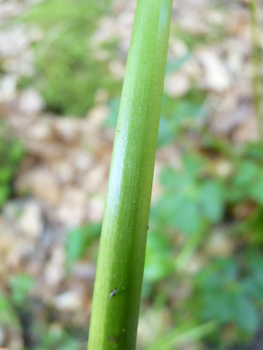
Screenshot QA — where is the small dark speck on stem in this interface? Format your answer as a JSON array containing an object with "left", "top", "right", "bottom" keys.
[
  {"left": 110, "top": 288, "right": 118, "bottom": 299},
  {"left": 109, "top": 336, "right": 117, "bottom": 343}
]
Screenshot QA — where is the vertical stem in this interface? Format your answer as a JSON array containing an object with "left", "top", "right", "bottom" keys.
[
  {"left": 87, "top": 0, "right": 173, "bottom": 349},
  {"left": 249, "top": 0, "right": 263, "bottom": 139}
]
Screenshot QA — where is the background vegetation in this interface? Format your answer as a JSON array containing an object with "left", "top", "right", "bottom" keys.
[
  {"left": 0, "top": 0, "right": 262, "bottom": 349},
  {"left": 19, "top": 0, "right": 121, "bottom": 115}
]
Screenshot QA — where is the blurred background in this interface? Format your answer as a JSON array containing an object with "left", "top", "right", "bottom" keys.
[{"left": 0, "top": 0, "right": 263, "bottom": 349}]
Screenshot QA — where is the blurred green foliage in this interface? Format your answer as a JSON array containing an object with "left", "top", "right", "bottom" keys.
[
  {"left": 34, "top": 326, "right": 82, "bottom": 350},
  {"left": 0, "top": 289, "right": 21, "bottom": 330},
  {"left": 104, "top": 54, "right": 207, "bottom": 148},
  {"left": 10, "top": 274, "right": 35, "bottom": 307},
  {"left": 146, "top": 139, "right": 263, "bottom": 347},
  {"left": 2, "top": 0, "right": 260, "bottom": 348},
  {"left": 0, "top": 123, "right": 24, "bottom": 208},
  {"left": 150, "top": 155, "right": 223, "bottom": 235},
  {"left": 20, "top": 0, "right": 121, "bottom": 116},
  {"left": 66, "top": 222, "right": 102, "bottom": 267},
  {"left": 105, "top": 89, "right": 206, "bottom": 148},
  {"left": 1, "top": 274, "right": 85, "bottom": 349},
  {"left": 195, "top": 256, "right": 262, "bottom": 334},
  {"left": 68, "top": 97, "right": 263, "bottom": 348},
  {"left": 0, "top": 274, "right": 35, "bottom": 334},
  {"left": 146, "top": 321, "right": 217, "bottom": 350}
]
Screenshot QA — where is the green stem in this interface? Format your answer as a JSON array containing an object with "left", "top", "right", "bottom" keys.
[
  {"left": 249, "top": 0, "right": 263, "bottom": 139},
  {"left": 87, "top": 1, "right": 173, "bottom": 349}
]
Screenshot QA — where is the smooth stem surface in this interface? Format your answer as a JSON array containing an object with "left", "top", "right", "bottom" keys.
[{"left": 87, "top": 0, "right": 173, "bottom": 349}]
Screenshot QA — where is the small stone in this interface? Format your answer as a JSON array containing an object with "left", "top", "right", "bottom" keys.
[
  {"left": 0, "top": 326, "right": 5, "bottom": 346},
  {"left": 52, "top": 119, "right": 81, "bottom": 144},
  {"left": 215, "top": 160, "right": 233, "bottom": 178},
  {"left": 197, "top": 49, "right": 230, "bottom": 92},
  {"left": 18, "top": 200, "right": 43, "bottom": 240},
  {"left": 87, "top": 196, "right": 105, "bottom": 222},
  {"left": 54, "top": 290, "right": 83, "bottom": 311},
  {"left": 56, "top": 187, "right": 87, "bottom": 225},
  {"left": 108, "top": 60, "right": 126, "bottom": 80},
  {"left": 44, "top": 246, "right": 65, "bottom": 287},
  {"left": 72, "top": 263, "right": 96, "bottom": 280},
  {"left": 18, "top": 89, "right": 44, "bottom": 115},
  {"left": 17, "top": 167, "right": 61, "bottom": 205},
  {"left": 205, "top": 231, "right": 234, "bottom": 257},
  {"left": 165, "top": 72, "right": 190, "bottom": 97}
]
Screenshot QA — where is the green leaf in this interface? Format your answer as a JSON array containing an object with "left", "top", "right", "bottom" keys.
[
  {"left": 147, "top": 321, "right": 217, "bottom": 350},
  {"left": 232, "top": 295, "right": 260, "bottom": 333},
  {"left": 58, "top": 339, "right": 81, "bottom": 350},
  {"left": 9, "top": 142, "right": 24, "bottom": 162},
  {"left": 159, "top": 167, "right": 180, "bottom": 189},
  {"left": 234, "top": 161, "right": 258, "bottom": 186},
  {"left": 0, "top": 167, "right": 13, "bottom": 183},
  {"left": 144, "top": 231, "right": 173, "bottom": 282},
  {"left": 243, "top": 142, "right": 263, "bottom": 161},
  {"left": 172, "top": 197, "right": 204, "bottom": 235},
  {"left": 66, "top": 222, "right": 102, "bottom": 265},
  {"left": 104, "top": 98, "right": 120, "bottom": 127},
  {"left": 0, "top": 289, "right": 20, "bottom": 329},
  {"left": 201, "top": 292, "right": 233, "bottom": 323},
  {"left": 157, "top": 116, "right": 174, "bottom": 147},
  {"left": 23, "top": 0, "right": 119, "bottom": 116},
  {"left": 183, "top": 154, "right": 204, "bottom": 178},
  {"left": 200, "top": 180, "right": 224, "bottom": 223},
  {"left": 155, "top": 163, "right": 205, "bottom": 234},
  {"left": 242, "top": 278, "right": 262, "bottom": 300},
  {"left": 165, "top": 54, "right": 190, "bottom": 75},
  {"left": 150, "top": 193, "right": 180, "bottom": 225},
  {"left": 10, "top": 274, "right": 35, "bottom": 306},
  {"left": 0, "top": 185, "right": 10, "bottom": 205},
  {"left": 250, "top": 177, "right": 263, "bottom": 204},
  {"left": 151, "top": 192, "right": 204, "bottom": 235}
]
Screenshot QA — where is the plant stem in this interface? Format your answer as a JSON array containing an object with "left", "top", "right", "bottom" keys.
[{"left": 87, "top": 1, "right": 173, "bottom": 349}]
